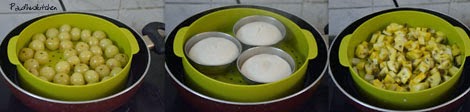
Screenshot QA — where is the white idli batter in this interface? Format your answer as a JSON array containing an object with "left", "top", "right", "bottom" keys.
[
  {"left": 241, "top": 54, "right": 292, "bottom": 83},
  {"left": 188, "top": 37, "right": 239, "bottom": 66},
  {"left": 236, "top": 22, "right": 283, "bottom": 46}
]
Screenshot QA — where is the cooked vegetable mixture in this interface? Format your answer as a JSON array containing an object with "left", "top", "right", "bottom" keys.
[{"left": 352, "top": 23, "right": 462, "bottom": 92}]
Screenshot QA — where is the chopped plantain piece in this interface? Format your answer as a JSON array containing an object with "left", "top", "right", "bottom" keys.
[
  {"left": 365, "top": 74, "right": 375, "bottom": 81},
  {"left": 387, "top": 61, "right": 399, "bottom": 73},
  {"left": 352, "top": 58, "right": 361, "bottom": 65},
  {"left": 411, "top": 72, "right": 426, "bottom": 84},
  {"left": 372, "top": 79, "right": 384, "bottom": 89},
  {"left": 355, "top": 41, "right": 369, "bottom": 59},
  {"left": 437, "top": 60, "right": 451, "bottom": 70},
  {"left": 428, "top": 68, "right": 442, "bottom": 88},
  {"left": 396, "top": 86, "right": 408, "bottom": 92},
  {"left": 455, "top": 55, "right": 462, "bottom": 66},
  {"left": 443, "top": 75, "right": 452, "bottom": 82},
  {"left": 448, "top": 66, "right": 459, "bottom": 76},
  {"left": 383, "top": 74, "right": 396, "bottom": 84},
  {"left": 385, "top": 83, "right": 400, "bottom": 91},
  {"left": 410, "top": 82, "right": 430, "bottom": 92},
  {"left": 394, "top": 36, "right": 407, "bottom": 52},
  {"left": 406, "top": 49, "right": 423, "bottom": 60},
  {"left": 370, "top": 32, "right": 380, "bottom": 44},
  {"left": 451, "top": 44, "right": 461, "bottom": 56}
]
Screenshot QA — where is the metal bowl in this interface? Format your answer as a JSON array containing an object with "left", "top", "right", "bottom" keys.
[
  {"left": 184, "top": 32, "right": 242, "bottom": 74},
  {"left": 233, "top": 15, "right": 286, "bottom": 49},
  {"left": 236, "top": 47, "right": 295, "bottom": 84}
]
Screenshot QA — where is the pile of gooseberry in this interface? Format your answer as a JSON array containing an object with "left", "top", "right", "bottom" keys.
[{"left": 19, "top": 24, "right": 128, "bottom": 85}]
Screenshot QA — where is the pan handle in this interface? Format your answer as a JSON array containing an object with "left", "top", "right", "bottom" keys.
[
  {"left": 454, "top": 27, "right": 470, "bottom": 57},
  {"left": 338, "top": 34, "right": 352, "bottom": 67},
  {"left": 142, "top": 22, "right": 165, "bottom": 54},
  {"left": 7, "top": 36, "right": 20, "bottom": 65}
]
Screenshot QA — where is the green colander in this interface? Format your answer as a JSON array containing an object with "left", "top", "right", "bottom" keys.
[
  {"left": 173, "top": 8, "right": 318, "bottom": 102},
  {"left": 338, "top": 10, "right": 470, "bottom": 109},
  {"left": 7, "top": 13, "right": 139, "bottom": 101}
]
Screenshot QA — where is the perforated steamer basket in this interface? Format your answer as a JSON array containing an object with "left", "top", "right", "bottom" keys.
[
  {"left": 164, "top": 5, "right": 328, "bottom": 112},
  {"left": 329, "top": 7, "right": 470, "bottom": 111},
  {"left": 0, "top": 12, "right": 151, "bottom": 112}
]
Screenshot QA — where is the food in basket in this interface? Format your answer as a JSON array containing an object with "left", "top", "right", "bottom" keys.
[
  {"left": 19, "top": 24, "right": 129, "bottom": 85},
  {"left": 188, "top": 37, "right": 239, "bottom": 66},
  {"left": 241, "top": 53, "right": 292, "bottom": 83},
  {"left": 236, "top": 21, "right": 283, "bottom": 46},
  {"left": 352, "top": 23, "right": 461, "bottom": 92}
]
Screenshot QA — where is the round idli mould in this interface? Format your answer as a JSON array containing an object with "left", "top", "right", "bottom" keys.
[
  {"left": 233, "top": 15, "right": 286, "bottom": 49},
  {"left": 236, "top": 47, "right": 295, "bottom": 84},
  {"left": 185, "top": 32, "right": 242, "bottom": 74}
]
